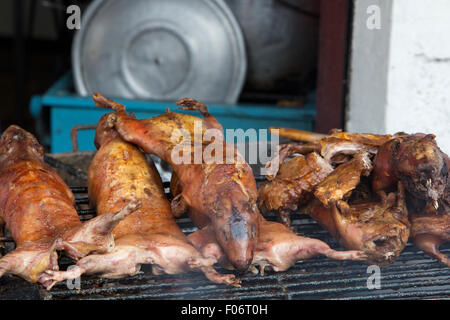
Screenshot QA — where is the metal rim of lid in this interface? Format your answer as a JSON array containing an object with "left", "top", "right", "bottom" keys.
[{"left": 72, "top": 0, "right": 247, "bottom": 104}]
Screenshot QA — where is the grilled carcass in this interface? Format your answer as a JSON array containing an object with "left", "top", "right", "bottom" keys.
[
  {"left": 170, "top": 154, "right": 366, "bottom": 273},
  {"left": 42, "top": 115, "right": 240, "bottom": 288},
  {"left": 272, "top": 128, "right": 448, "bottom": 207},
  {"left": 92, "top": 93, "right": 259, "bottom": 271},
  {"left": 187, "top": 211, "right": 366, "bottom": 275},
  {"left": 268, "top": 128, "right": 449, "bottom": 266},
  {"left": 372, "top": 133, "right": 448, "bottom": 207},
  {"left": 307, "top": 182, "right": 410, "bottom": 266},
  {"left": 314, "top": 151, "right": 373, "bottom": 206},
  {"left": 0, "top": 125, "right": 138, "bottom": 287},
  {"left": 407, "top": 154, "right": 450, "bottom": 267},
  {"left": 359, "top": 132, "right": 449, "bottom": 266},
  {"left": 259, "top": 145, "right": 410, "bottom": 265}
]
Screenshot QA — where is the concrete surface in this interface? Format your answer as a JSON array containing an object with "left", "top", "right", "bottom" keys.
[{"left": 347, "top": 0, "right": 450, "bottom": 153}]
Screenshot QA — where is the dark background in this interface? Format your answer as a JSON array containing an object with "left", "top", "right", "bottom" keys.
[{"left": 0, "top": 0, "right": 89, "bottom": 134}]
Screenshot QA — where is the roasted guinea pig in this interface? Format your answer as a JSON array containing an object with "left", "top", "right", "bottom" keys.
[
  {"left": 372, "top": 133, "right": 448, "bottom": 208},
  {"left": 0, "top": 125, "right": 138, "bottom": 287},
  {"left": 42, "top": 116, "right": 240, "bottom": 288},
  {"left": 170, "top": 154, "right": 365, "bottom": 273},
  {"left": 271, "top": 129, "right": 448, "bottom": 205},
  {"left": 307, "top": 182, "right": 410, "bottom": 266},
  {"left": 259, "top": 146, "right": 409, "bottom": 265},
  {"left": 344, "top": 132, "right": 449, "bottom": 266},
  {"left": 187, "top": 213, "right": 366, "bottom": 275},
  {"left": 92, "top": 93, "right": 259, "bottom": 271}
]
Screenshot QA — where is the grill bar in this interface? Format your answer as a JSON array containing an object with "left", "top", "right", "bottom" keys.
[
  {"left": 38, "top": 186, "right": 449, "bottom": 300},
  {"left": 47, "top": 247, "right": 450, "bottom": 300},
  {"left": 1, "top": 183, "right": 449, "bottom": 300}
]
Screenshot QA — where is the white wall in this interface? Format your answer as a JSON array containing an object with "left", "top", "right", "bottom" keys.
[{"left": 347, "top": 0, "right": 450, "bottom": 154}]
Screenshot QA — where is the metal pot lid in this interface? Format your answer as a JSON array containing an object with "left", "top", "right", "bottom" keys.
[{"left": 72, "top": 0, "right": 247, "bottom": 104}]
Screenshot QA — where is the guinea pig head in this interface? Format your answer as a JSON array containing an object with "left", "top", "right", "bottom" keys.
[
  {"left": 0, "top": 125, "right": 44, "bottom": 163},
  {"left": 395, "top": 134, "right": 448, "bottom": 205},
  {"left": 94, "top": 113, "right": 120, "bottom": 149},
  {"left": 205, "top": 174, "right": 260, "bottom": 272}
]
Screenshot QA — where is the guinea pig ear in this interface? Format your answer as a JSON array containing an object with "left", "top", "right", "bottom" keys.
[
  {"left": 105, "top": 113, "right": 117, "bottom": 128},
  {"left": 32, "top": 140, "right": 44, "bottom": 157},
  {"left": 129, "top": 112, "right": 137, "bottom": 119},
  {"left": 424, "top": 134, "right": 436, "bottom": 141}
]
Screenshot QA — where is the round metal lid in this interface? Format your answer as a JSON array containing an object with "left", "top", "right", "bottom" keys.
[{"left": 72, "top": 0, "right": 247, "bottom": 104}]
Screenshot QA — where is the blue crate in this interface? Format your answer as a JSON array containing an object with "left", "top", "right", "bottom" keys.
[{"left": 30, "top": 73, "right": 316, "bottom": 153}]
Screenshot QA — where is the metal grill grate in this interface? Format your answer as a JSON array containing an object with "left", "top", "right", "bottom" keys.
[
  {"left": 1, "top": 182, "right": 449, "bottom": 300},
  {"left": 43, "top": 184, "right": 450, "bottom": 300}
]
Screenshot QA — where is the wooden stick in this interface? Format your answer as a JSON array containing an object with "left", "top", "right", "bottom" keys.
[{"left": 269, "top": 127, "right": 327, "bottom": 143}]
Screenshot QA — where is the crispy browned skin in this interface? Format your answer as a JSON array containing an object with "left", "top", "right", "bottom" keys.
[
  {"left": 187, "top": 213, "right": 366, "bottom": 275},
  {"left": 271, "top": 130, "right": 447, "bottom": 204},
  {"left": 373, "top": 134, "right": 448, "bottom": 206},
  {"left": 307, "top": 183, "right": 410, "bottom": 266},
  {"left": 0, "top": 126, "right": 137, "bottom": 286},
  {"left": 367, "top": 132, "right": 449, "bottom": 266},
  {"left": 166, "top": 149, "right": 366, "bottom": 273},
  {"left": 42, "top": 116, "right": 240, "bottom": 288},
  {"left": 258, "top": 152, "right": 333, "bottom": 226},
  {"left": 259, "top": 146, "right": 408, "bottom": 265},
  {"left": 266, "top": 128, "right": 449, "bottom": 266},
  {"left": 314, "top": 152, "right": 373, "bottom": 207},
  {"left": 93, "top": 93, "right": 259, "bottom": 271},
  {"left": 0, "top": 127, "right": 79, "bottom": 247}
]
